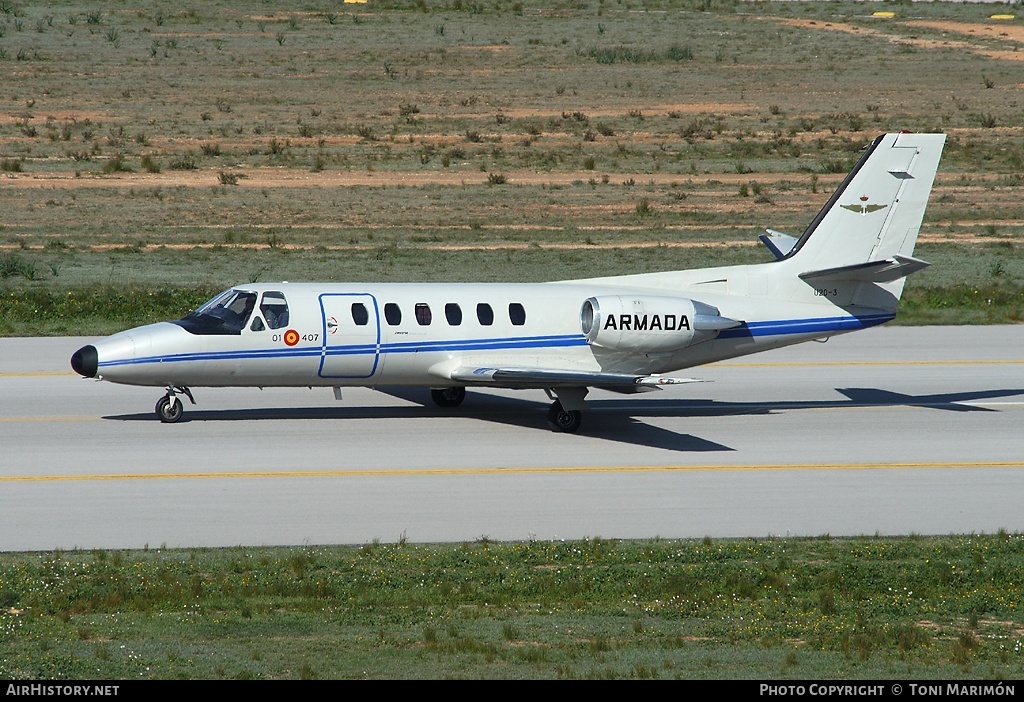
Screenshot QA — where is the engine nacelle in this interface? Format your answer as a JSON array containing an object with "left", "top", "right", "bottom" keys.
[{"left": 580, "top": 295, "right": 729, "bottom": 354}]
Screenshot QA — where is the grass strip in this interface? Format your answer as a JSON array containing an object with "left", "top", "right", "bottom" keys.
[{"left": 1, "top": 535, "right": 1022, "bottom": 679}]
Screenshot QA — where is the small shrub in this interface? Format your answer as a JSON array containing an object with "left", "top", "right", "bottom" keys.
[
  {"left": 665, "top": 44, "right": 693, "bottom": 61},
  {"left": 0, "top": 254, "right": 39, "bottom": 280},
  {"left": 169, "top": 153, "right": 197, "bottom": 170},
  {"left": 818, "top": 159, "right": 849, "bottom": 174},
  {"left": 101, "top": 153, "right": 132, "bottom": 174}
]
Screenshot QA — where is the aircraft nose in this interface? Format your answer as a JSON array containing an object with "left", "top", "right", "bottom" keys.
[{"left": 71, "top": 345, "right": 98, "bottom": 378}]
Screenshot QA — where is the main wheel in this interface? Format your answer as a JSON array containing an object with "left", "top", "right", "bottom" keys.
[
  {"left": 155, "top": 395, "right": 184, "bottom": 423},
  {"left": 431, "top": 387, "right": 466, "bottom": 408},
  {"left": 546, "top": 401, "right": 582, "bottom": 433}
]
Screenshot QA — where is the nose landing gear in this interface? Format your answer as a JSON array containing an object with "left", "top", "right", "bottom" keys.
[{"left": 155, "top": 386, "right": 195, "bottom": 423}]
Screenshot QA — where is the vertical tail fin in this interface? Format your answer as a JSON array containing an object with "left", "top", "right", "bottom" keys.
[
  {"left": 787, "top": 133, "right": 945, "bottom": 268},
  {"left": 784, "top": 132, "right": 945, "bottom": 308}
]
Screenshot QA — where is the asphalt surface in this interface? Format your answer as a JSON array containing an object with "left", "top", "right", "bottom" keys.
[{"left": 1, "top": 326, "right": 1022, "bottom": 551}]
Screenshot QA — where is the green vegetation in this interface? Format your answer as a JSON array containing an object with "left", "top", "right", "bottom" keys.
[
  {"left": 1, "top": 0, "right": 1023, "bottom": 334},
  {"left": 2, "top": 3, "right": 1023, "bottom": 680},
  {"left": 2, "top": 535, "right": 1023, "bottom": 679},
  {"left": 2, "top": 244, "right": 1023, "bottom": 334}
]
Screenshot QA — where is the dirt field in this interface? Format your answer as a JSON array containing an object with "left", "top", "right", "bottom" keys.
[{"left": 1, "top": 0, "right": 1022, "bottom": 293}]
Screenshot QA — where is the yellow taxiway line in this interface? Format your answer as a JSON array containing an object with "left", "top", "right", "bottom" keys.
[{"left": 3, "top": 461, "right": 1024, "bottom": 483}]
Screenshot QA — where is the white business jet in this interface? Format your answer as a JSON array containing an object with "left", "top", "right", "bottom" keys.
[{"left": 71, "top": 132, "right": 945, "bottom": 432}]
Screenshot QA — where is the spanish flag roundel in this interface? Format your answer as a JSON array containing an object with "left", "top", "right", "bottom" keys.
[{"left": 284, "top": 329, "right": 300, "bottom": 346}]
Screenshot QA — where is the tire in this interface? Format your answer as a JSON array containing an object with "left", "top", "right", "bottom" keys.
[
  {"left": 431, "top": 387, "right": 466, "bottom": 408},
  {"left": 546, "top": 401, "right": 582, "bottom": 433},
  {"left": 155, "top": 395, "right": 184, "bottom": 423}
]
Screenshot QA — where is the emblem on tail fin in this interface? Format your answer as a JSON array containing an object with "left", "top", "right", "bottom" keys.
[{"left": 840, "top": 196, "right": 888, "bottom": 216}]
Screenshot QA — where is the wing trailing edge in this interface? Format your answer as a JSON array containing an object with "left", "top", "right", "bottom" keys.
[{"left": 442, "top": 366, "right": 704, "bottom": 393}]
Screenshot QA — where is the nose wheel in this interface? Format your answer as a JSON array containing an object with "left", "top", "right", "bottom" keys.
[
  {"left": 155, "top": 386, "right": 195, "bottom": 423},
  {"left": 156, "top": 395, "right": 183, "bottom": 423}
]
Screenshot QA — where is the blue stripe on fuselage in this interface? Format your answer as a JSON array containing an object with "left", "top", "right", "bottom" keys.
[
  {"left": 96, "top": 333, "right": 589, "bottom": 368},
  {"left": 716, "top": 313, "right": 894, "bottom": 339}
]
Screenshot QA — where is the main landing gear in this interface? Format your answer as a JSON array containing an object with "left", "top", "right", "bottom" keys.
[
  {"left": 544, "top": 387, "right": 587, "bottom": 433},
  {"left": 546, "top": 401, "right": 582, "bottom": 433},
  {"left": 431, "top": 387, "right": 466, "bottom": 408},
  {"left": 155, "top": 386, "right": 195, "bottom": 423}
]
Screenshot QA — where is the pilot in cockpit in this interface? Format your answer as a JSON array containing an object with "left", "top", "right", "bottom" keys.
[{"left": 230, "top": 294, "right": 256, "bottom": 326}]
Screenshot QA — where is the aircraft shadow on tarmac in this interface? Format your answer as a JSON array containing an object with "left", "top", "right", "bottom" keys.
[
  {"left": 103, "top": 386, "right": 1024, "bottom": 453},
  {"left": 105, "top": 390, "right": 731, "bottom": 452}
]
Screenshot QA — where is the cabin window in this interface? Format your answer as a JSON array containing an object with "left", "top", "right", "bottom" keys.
[
  {"left": 415, "top": 303, "right": 432, "bottom": 326},
  {"left": 250, "top": 317, "right": 265, "bottom": 332},
  {"left": 445, "top": 303, "right": 463, "bottom": 326},
  {"left": 259, "top": 291, "right": 290, "bottom": 330},
  {"left": 476, "top": 303, "right": 494, "bottom": 326},
  {"left": 509, "top": 303, "right": 526, "bottom": 326},
  {"left": 351, "top": 302, "right": 369, "bottom": 326},
  {"left": 384, "top": 303, "right": 402, "bottom": 326}
]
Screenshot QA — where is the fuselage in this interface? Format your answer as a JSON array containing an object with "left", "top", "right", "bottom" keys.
[{"left": 71, "top": 264, "right": 891, "bottom": 391}]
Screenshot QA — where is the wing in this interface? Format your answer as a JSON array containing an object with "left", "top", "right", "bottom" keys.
[{"left": 443, "top": 365, "right": 704, "bottom": 394}]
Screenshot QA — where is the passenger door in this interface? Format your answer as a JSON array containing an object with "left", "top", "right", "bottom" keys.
[{"left": 318, "top": 293, "right": 380, "bottom": 379}]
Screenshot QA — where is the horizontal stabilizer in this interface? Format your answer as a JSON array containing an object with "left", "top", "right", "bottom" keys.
[
  {"left": 799, "top": 254, "right": 930, "bottom": 284},
  {"left": 446, "top": 366, "right": 703, "bottom": 392},
  {"left": 759, "top": 229, "right": 799, "bottom": 260}
]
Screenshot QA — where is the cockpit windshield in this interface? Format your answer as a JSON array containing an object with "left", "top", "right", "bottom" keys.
[{"left": 173, "top": 289, "right": 258, "bottom": 336}]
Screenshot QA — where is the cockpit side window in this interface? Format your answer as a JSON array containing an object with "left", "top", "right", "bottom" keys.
[
  {"left": 229, "top": 293, "right": 258, "bottom": 327},
  {"left": 175, "top": 289, "right": 258, "bottom": 335},
  {"left": 260, "top": 291, "right": 290, "bottom": 330}
]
